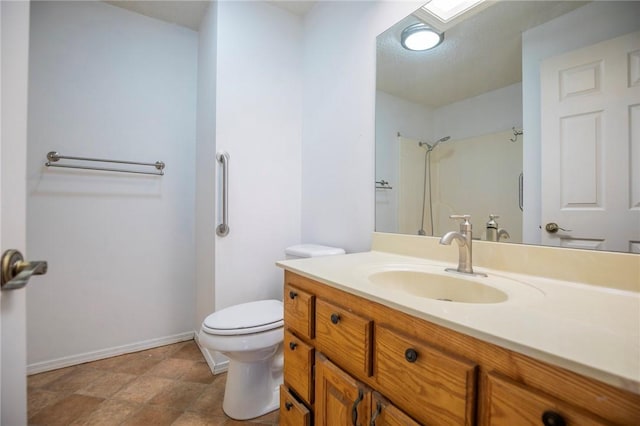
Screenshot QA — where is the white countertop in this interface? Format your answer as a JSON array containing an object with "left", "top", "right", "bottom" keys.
[{"left": 277, "top": 250, "right": 640, "bottom": 394}]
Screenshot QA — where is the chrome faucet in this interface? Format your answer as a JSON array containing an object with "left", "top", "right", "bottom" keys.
[{"left": 440, "top": 215, "right": 486, "bottom": 276}]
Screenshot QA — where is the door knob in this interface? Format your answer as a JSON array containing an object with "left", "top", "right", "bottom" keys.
[
  {"left": 1, "top": 249, "right": 47, "bottom": 291},
  {"left": 545, "top": 223, "right": 572, "bottom": 234}
]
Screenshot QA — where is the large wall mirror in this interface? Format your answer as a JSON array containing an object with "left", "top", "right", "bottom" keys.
[{"left": 375, "top": 0, "right": 640, "bottom": 253}]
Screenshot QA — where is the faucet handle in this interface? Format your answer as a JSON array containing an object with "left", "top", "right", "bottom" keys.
[{"left": 449, "top": 214, "right": 472, "bottom": 231}]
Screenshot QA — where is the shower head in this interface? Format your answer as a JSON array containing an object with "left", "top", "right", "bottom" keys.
[{"left": 419, "top": 136, "right": 451, "bottom": 152}]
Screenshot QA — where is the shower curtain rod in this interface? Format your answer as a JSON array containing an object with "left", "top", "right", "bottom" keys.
[{"left": 45, "top": 151, "right": 165, "bottom": 176}]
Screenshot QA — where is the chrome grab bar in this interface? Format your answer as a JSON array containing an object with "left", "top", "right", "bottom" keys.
[
  {"left": 216, "top": 152, "right": 230, "bottom": 237},
  {"left": 45, "top": 151, "right": 165, "bottom": 176}
]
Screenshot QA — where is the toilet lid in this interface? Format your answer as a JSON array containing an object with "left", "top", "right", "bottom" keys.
[{"left": 202, "top": 299, "right": 283, "bottom": 336}]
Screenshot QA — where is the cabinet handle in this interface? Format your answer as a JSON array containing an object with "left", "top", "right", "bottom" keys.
[
  {"left": 405, "top": 348, "right": 418, "bottom": 363},
  {"left": 289, "top": 290, "right": 297, "bottom": 299},
  {"left": 285, "top": 401, "right": 293, "bottom": 411},
  {"left": 289, "top": 342, "right": 297, "bottom": 350},
  {"left": 370, "top": 401, "right": 382, "bottom": 426},
  {"left": 542, "top": 411, "right": 566, "bottom": 426},
  {"left": 351, "top": 389, "right": 364, "bottom": 426},
  {"left": 330, "top": 313, "right": 341, "bottom": 324}
]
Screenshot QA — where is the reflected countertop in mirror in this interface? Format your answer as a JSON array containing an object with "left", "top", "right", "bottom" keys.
[{"left": 375, "top": 0, "right": 640, "bottom": 253}]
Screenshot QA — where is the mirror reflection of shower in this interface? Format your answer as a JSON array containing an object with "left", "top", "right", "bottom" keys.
[{"left": 417, "top": 136, "right": 450, "bottom": 236}]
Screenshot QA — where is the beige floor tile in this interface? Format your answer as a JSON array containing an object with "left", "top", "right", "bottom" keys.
[
  {"left": 172, "top": 412, "right": 228, "bottom": 426},
  {"left": 145, "top": 357, "right": 196, "bottom": 380},
  {"left": 28, "top": 366, "right": 78, "bottom": 389},
  {"left": 69, "top": 399, "right": 140, "bottom": 426},
  {"left": 27, "top": 388, "right": 69, "bottom": 419},
  {"left": 28, "top": 394, "right": 104, "bottom": 426},
  {"left": 250, "top": 410, "right": 279, "bottom": 424},
  {"left": 139, "top": 341, "right": 187, "bottom": 358},
  {"left": 76, "top": 371, "right": 137, "bottom": 398},
  {"left": 171, "top": 341, "right": 204, "bottom": 361},
  {"left": 187, "top": 377, "right": 226, "bottom": 417},
  {"left": 120, "top": 404, "right": 182, "bottom": 426},
  {"left": 113, "top": 376, "right": 175, "bottom": 404},
  {"left": 149, "top": 381, "right": 207, "bottom": 411},
  {"left": 181, "top": 361, "right": 215, "bottom": 384},
  {"left": 43, "top": 368, "right": 107, "bottom": 393}
]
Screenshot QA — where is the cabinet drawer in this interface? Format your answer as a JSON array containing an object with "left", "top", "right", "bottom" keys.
[
  {"left": 284, "top": 330, "right": 314, "bottom": 405},
  {"left": 280, "top": 385, "right": 311, "bottom": 426},
  {"left": 482, "top": 373, "right": 610, "bottom": 426},
  {"left": 315, "top": 298, "right": 372, "bottom": 377},
  {"left": 284, "top": 284, "right": 314, "bottom": 340},
  {"left": 374, "top": 325, "right": 477, "bottom": 426}
]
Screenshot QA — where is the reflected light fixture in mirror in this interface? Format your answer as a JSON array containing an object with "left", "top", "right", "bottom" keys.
[{"left": 401, "top": 23, "right": 443, "bottom": 51}]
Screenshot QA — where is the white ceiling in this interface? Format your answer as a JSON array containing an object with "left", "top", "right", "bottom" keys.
[
  {"left": 377, "top": 1, "right": 588, "bottom": 108},
  {"left": 105, "top": 0, "right": 316, "bottom": 31}
]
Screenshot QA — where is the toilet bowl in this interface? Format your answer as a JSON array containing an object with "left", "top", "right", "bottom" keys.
[{"left": 198, "top": 244, "right": 345, "bottom": 420}]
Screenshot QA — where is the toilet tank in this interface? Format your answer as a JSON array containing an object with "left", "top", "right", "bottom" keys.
[{"left": 284, "top": 244, "right": 345, "bottom": 259}]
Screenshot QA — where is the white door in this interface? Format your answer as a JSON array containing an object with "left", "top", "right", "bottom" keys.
[
  {"left": 540, "top": 31, "right": 640, "bottom": 252},
  {"left": 1, "top": 1, "right": 31, "bottom": 424}
]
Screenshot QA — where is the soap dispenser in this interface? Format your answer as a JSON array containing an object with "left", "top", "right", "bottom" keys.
[{"left": 486, "top": 215, "right": 499, "bottom": 241}]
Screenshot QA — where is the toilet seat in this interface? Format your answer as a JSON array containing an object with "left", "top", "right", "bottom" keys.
[{"left": 202, "top": 299, "right": 283, "bottom": 336}]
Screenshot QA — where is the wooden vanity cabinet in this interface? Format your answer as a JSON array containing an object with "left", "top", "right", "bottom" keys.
[
  {"left": 280, "top": 385, "right": 311, "bottom": 426},
  {"left": 315, "top": 298, "right": 373, "bottom": 378},
  {"left": 281, "top": 271, "right": 640, "bottom": 425},
  {"left": 371, "top": 392, "right": 421, "bottom": 426},
  {"left": 374, "top": 325, "right": 477, "bottom": 425},
  {"left": 315, "top": 353, "right": 371, "bottom": 426},
  {"left": 284, "top": 330, "right": 314, "bottom": 405},
  {"left": 481, "top": 373, "right": 610, "bottom": 426}
]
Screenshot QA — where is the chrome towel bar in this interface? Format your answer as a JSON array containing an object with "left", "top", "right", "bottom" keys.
[
  {"left": 45, "top": 151, "right": 165, "bottom": 176},
  {"left": 216, "top": 152, "right": 230, "bottom": 237}
]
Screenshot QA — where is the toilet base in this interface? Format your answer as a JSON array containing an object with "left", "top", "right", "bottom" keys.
[{"left": 222, "top": 355, "right": 282, "bottom": 420}]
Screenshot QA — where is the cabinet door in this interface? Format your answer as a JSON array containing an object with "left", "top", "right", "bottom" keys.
[
  {"left": 315, "top": 353, "right": 371, "bottom": 426},
  {"left": 481, "top": 373, "right": 610, "bottom": 426},
  {"left": 280, "top": 385, "right": 311, "bottom": 426},
  {"left": 370, "top": 392, "right": 420, "bottom": 426}
]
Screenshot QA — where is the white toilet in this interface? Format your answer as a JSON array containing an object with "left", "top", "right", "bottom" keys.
[{"left": 198, "top": 244, "right": 345, "bottom": 420}]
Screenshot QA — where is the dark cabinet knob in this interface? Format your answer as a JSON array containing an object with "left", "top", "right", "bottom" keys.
[
  {"left": 404, "top": 348, "right": 418, "bottom": 363},
  {"left": 285, "top": 401, "right": 293, "bottom": 411},
  {"left": 289, "top": 290, "right": 297, "bottom": 299},
  {"left": 330, "top": 313, "right": 340, "bottom": 324},
  {"left": 542, "top": 411, "right": 566, "bottom": 426},
  {"left": 289, "top": 342, "right": 297, "bottom": 350}
]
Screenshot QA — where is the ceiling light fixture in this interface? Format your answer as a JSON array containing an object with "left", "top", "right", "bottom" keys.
[{"left": 401, "top": 23, "right": 443, "bottom": 51}]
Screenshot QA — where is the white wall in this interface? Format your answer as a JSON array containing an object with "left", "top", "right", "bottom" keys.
[
  {"left": 375, "top": 90, "right": 433, "bottom": 233},
  {"left": 195, "top": 1, "right": 217, "bottom": 329},
  {"left": 214, "top": 1, "right": 302, "bottom": 310},
  {"left": 522, "top": 1, "right": 640, "bottom": 244},
  {"left": 433, "top": 83, "right": 522, "bottom": 141},
  {"left": 26, "top": 1, "right": 197, "bottom": 370},
  {"left": 302, "top": 0, "right": 425, "bottom": 253}
]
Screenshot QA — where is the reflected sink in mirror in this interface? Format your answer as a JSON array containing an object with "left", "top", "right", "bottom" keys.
[
  {"left": 361, "top": 264, "right": 544, "bottom": 305},
  {"left": 369, "top": 270, "right": 507, "bottom": 303}
]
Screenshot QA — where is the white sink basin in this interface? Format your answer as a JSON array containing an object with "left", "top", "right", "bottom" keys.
[
  {"left": 369, "top": 270, "right": 508, "bottom": 303},
  {"left": 362, "top": 264, "right": 544, "bottom": 304}
]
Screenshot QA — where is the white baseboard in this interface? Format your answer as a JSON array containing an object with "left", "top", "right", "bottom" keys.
[
  {"left": 27, "top": 331, "right": 195, "bottom": 375},
  {"left": 194, "top": 332, "right": 228, "bottom": 375}
]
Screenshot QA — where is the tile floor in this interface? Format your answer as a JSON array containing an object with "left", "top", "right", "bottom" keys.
[{"left": 27, "top": 340, "right": 279, "bottom": 426}]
